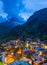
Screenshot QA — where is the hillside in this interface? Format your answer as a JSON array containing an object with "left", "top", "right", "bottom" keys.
[
  {"left": 0, "top": 8, "right": 47, "bottom": 43},
  {"left": 8, "top": 8, "right": 47, "bottom": 42}
]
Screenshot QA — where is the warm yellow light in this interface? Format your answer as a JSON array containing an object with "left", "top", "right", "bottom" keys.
[
  {"left": 16, "top": 39, "right": 19, "bottom": 44},
  {"left": 17, "top": 49, "right": 21, "bottom": 54},
  {"left": 5, "top": 46, "right": 12, "bottom": 51},
  {"left": 26, "top": 43, "right": 29, "bottom": 47},
  {"left": 29, "top": 60, "right": 32, "bottom": 64},
  {"left": 39, "top": 51, "right": 42, "bottom": 56},
  {"left": 7, "top": 49, "right": 9, "bottom": 51},
  {"left": 11, "top": 52, "right": 14, "bottom": 55},
  {"left": 44, "top": 46, "right": 47, "bottom": 49},
  {"left": 5, "top": 54, "right": 15, "bottom": 64},
  {"left": 5, "top": 57, "right": 14, "bottom": 64}
]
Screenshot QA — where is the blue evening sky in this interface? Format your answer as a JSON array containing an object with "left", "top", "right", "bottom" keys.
[{"left": 0, "top": 0, "right": 47, "bottom": 21}]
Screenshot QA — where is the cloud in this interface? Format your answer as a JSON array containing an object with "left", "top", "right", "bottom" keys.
[
  {"left": 19, "top": 0, "right": 47, "bottom": 20},
  {"left": 2, "top": 0, "right": 24, "bottom": 16},
  {"left": 1, "top": 0, "right": 47, "bottom": 21},
  {"left": 23, "top": 0, "right": 47, "bottom": 12},
  {"left": 0, "top": 1, "right": 3, "bottom": 13},
  {"left": 19, "top": 12, "right": 33, "bottom": 21},
  {"left": 0, "top": 0, "right": 8, "bottom": 18}
]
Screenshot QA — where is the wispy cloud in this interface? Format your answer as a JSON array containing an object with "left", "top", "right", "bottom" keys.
[
  {"left": 1, "top": 0, "right": 47, "bottom": 21},
  {"left": 19, "top": 0, "right": 47, "bottom": 20},
  {"left": 23, "top": 0, "right": 47, "bottom": 10},
  {"left": 0, "top": 0, "right": 8, "bottom": 18},
  {"left": 19, "top": 11, "right": 33, "bottom": 21}
]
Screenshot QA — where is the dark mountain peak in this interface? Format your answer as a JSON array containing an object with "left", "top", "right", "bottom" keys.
[
  {"left": 26, "top": 8, "right": 47, "bottom": 24},
  {"left": 0, "top": 8, "right": 47, "bottom": 43},
  {"left": 9, "top": 8, "right": 47, "bottom": 41},
  {"left": 5, "top": 16, "right": 24, "bottom": 26},
  {"left": 34, "top": 8, "right": 47, "bottom": 14}
]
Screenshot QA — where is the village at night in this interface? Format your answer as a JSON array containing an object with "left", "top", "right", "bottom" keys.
[
  {"left": 0, "top": 38, "right": 47, "bottom": 65},
  {"left": 0, "top": 0, "right": 47, "bottom": 65}
]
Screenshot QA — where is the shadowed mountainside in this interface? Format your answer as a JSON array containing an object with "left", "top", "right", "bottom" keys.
[
  {"left": 0, "top": 8, "right": 47, "bottom": 43},
  {"left": 8, "top": 8, "right": 47, "bottom": 42}
]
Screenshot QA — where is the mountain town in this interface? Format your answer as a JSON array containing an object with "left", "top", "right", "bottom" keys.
[
  {"left": 0, "top": 38, "right": 47, "bottom": 65},
  {"left": 0, "top": 0, "right": 47, "bottom": 65}
]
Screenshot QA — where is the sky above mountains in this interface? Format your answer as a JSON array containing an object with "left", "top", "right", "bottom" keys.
[{"left": 0, "top": 0, "right": 47, "bottom": 21}]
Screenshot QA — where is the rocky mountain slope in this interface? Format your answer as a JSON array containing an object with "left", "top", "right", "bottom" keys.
[
  {"left": 9, "top": 8, "right": 47, "bottom": 42},
  {"left": 0, "top": 8, "right": 47, "bottom": 43}
]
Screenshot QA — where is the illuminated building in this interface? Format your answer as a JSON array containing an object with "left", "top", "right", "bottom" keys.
[
  {"left": 4, "top": 53, "right": 15, "bottom": 64},
  {"left": 43, "top": 45, "right": 47, "bottom": 49}
]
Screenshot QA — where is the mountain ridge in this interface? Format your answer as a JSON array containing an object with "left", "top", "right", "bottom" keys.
[
  {"left": 8, "top": 8, "right": 47, "bottom": 42},
  {"left": 0, "top": 8, "right": 47, "bottom": 43}
]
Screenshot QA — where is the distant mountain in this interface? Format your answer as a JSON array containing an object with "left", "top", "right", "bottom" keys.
[
  {"left": 0, "top": 23, "right": 13, "bottom": 38},
  {"left": 5, "top": 17, "right": 20, "bottom": 26},
  {"left": 0, "top": 8, "right": 47, "bottom": 43},
  {"left": 0, "top": 17, "right": 22, "bottom": 41}
]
